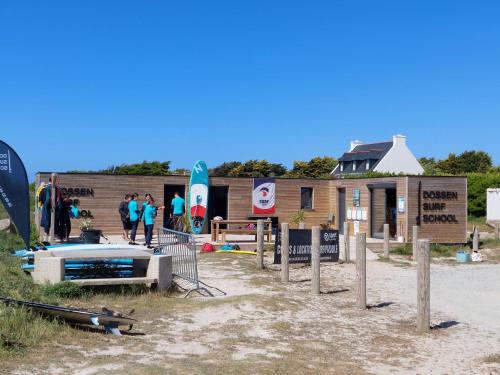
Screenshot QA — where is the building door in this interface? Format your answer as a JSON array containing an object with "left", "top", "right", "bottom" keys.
[
  {"left": 207, "top": 186, "right": 229, "bottom": 234},
  {"left": 338, "top": 188, "right": 346, "bottom": 234},
  {"left": 370, "top": 186, "right": 397, "bottom": 239},
  {"left": 163, "top": 184, "right": 186, "bottom": 229}
]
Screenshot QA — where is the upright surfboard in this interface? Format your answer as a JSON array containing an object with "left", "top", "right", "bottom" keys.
[{"left": 189, "top": 160, "right": 209, "bottom": 234}]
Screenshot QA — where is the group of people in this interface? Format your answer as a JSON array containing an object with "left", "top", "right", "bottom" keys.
[
  {"left": 38, "top": 180, "right": 80, "bottom": 242},
  {"left": 118, "top": 192, "right": 185, "bottom": 248}
]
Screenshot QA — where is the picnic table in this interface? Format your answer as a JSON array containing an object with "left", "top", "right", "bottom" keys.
[{"left": 210, "top": 220, "right": 273, "bottom": 243}]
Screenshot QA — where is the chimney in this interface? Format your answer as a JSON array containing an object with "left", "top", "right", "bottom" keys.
[
  {"left": 350, "top": 140, "right": 363, "bottom": 151},
  {"left": 392, "top": 134, "right": 406, "bottom": 146}
]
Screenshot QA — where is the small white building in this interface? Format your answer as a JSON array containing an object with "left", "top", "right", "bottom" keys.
[
  {"left": 487, "top": 188, "right": 500, "bottom": 222},
  {"left": 332, "top": 135, "right": 424, "bottom": 176}
]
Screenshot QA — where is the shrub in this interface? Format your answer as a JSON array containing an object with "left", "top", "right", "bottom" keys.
[{"left": 467, "top": 173, "right": 500, "bottom": 217}]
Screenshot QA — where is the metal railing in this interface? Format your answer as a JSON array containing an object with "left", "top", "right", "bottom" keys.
[{"left": 157, "top": 227, "right": 223, "bottom": 297}]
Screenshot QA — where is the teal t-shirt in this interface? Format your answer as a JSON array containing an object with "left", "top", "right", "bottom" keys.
[
  {"left": 128, "top": 200, "right": 139, "bottom": 222},
  {"left": 143, "top": 204, "right": 157, "bottom": 225},
  {"left": 171, "top": 196, "right": 185, "bottom": 215}
]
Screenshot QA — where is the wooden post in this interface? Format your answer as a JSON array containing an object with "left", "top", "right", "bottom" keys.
[
  {"left": 412, "top": 225, "right": 419, "bottom": 259},
  {"left": 281, "top": 223, "right": 289, "bottom": 282},
  {"left": 383, "top": 223, "right": 390, "bottom": 258},
  {"left": 473, "top": 227, "right": 479, "bottom": 252},
  {"left": 311, "top": 226, "right": 320, "bottom": 295},
  {"left": 495, "top": 223, "right": 499, "bottom": 241},
  {"left": 417, "top": 239, "right": 431, "bottom": 333},
  {"left": 256, "top": 219, "right": 264, "bottom": 270},
  {"left": 49, "top": 173, "right": 57, "bottom": 242},
  {"left": 356, "top": 233, "right": 367, "bottom": 309},
  {"left": 343, "top": 222, "right": 350, "bottom": 263},
  {"left": 299, "top": 222, "right": 306, "bottom": 229}
]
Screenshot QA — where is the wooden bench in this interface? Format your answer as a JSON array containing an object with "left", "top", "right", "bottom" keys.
[
  {"left": 220, "top": 228, "right": 272, "bottom": 243},
  {"left": 32, "top": 249, "right": 172, "bottom": 291}
]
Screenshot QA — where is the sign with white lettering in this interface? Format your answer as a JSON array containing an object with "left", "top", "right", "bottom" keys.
[{"left": 274, "top": 229, "right": 339, "bottom": 264}]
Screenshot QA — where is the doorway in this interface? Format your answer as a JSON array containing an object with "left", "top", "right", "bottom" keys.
[
  {"left": 338, "top": 188, "right": 346, "bottom": 234},
  {"left": 207, "top": 186, "right": 229, "bottom": 233},
  {"left": 370, "top": 186, "right": 397, "bottom": 239},
  {"left": 163, "top": 184, "right": 186, "bottom": 229}
]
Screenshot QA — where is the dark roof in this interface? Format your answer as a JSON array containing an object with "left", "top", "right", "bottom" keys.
[
  {"left": 338, "top": 142, "right": 393, "bottom": 162},
  {"left": 333, "top": 141, "right": 393, "bottom": 175}
]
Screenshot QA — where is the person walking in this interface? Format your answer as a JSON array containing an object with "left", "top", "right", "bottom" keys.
[
  {"left": 128, "top": 194, "right": 140, "bottom": 245},
  {"left": 119, "top": 194, "right": 131, "bottom": 241},
  {"left": 143, "top": 197, "right": 164, "bottom": 248},
  {"left": 140, "top": 193, "right": 152, "bottom": 242},
  {"left": 170, "top": 192, "right": 185, "bottom": 232}
]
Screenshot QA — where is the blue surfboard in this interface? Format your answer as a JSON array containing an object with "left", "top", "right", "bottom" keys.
[{"left": 189, "top": 160, "right": 209, "bottom": 234}]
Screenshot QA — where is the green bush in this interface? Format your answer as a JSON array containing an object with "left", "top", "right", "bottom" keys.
[{"left": 467, "top": 173, "right": 500, "bottom": 217}]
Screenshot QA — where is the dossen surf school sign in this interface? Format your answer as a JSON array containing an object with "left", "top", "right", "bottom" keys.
[{"left": 252, "top": 177, "right": 276, "bottom": 214}]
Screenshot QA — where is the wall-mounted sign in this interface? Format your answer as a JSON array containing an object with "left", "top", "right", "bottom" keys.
[
  {"left": 353, "top": 189, "right": 361, "bottom": 207},
  {"left": 252, "top": 178, "right": 275, "bottom": 214},
  {"left": 398, "top": 197, "right": 405, "bottom": 213},
  {"left": 421, "top": 190, "right": 459, "bottom": 224},
  {"left": 61, "top": 187, "right": 94, "bottom": 197},
  {"left": 274, "top": 229, "right": 339, "bottom": 264}
]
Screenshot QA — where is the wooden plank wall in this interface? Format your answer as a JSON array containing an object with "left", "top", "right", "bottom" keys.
[
  {"left": 37, "top": 173, "right": 467, "bottom": 243},
  {"left": 407, "top": 177, "right": 467, "bottom": 243},
  {"left": 329, "top": 177, "right": 407, "bottom": 238},
  {"left": 37, "top": 173, "right": 332, "bottom": 235}
]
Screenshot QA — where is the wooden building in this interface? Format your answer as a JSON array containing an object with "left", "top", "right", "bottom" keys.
[{"left": 35, "top": 173, "right": 467, "bottom": 243}]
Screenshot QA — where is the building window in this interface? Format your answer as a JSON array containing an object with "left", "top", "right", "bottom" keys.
[{"left": 301, "top": 187, "right": 314, "bottom": 209}]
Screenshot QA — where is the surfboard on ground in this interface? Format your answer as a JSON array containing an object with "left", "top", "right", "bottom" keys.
[
  {"left": 189, "top": 160, "right": 209, "bottom": 235},
  {"left": 0, "top": 297, "right": 137, "bottom": 336}
]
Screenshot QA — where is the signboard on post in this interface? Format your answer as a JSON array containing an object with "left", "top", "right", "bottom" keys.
[
  {"left": 274, "top": 229, "right": 339, "bottom": 264},
  {"left": 252, "top": 177, "right": 276, "bottom": 214}
]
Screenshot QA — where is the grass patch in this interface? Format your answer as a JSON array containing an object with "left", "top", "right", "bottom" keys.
[
  {"left": 467, "top": 216, "right": 492, "bottom": 233},
  {"left": 481, "top": 238, "right": 500, "bottom": 249},
  {"left": 390, "top": 243, "right": 462, "bottom": 258}
]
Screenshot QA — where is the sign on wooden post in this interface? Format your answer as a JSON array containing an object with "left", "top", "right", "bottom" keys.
[
  {"left": 281, "top": 223, "right": 289, "bottom": 282},
  {"left": 311, "top": 226, "right": 320, "bottom": 295},
  {"left": 417, "top": 239, "right": 431, "bottom": 333},
  {"left": 356, "top": 233, "right": 367, "bottom": 309}
]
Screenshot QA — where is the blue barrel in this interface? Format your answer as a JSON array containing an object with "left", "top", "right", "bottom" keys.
[{"left": 456, "top": 250, "right": 471, "bottom": 263}]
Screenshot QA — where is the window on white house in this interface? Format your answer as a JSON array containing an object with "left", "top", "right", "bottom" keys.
[{"left": 301, "top": 187, "right": 314, "bottom": 209}]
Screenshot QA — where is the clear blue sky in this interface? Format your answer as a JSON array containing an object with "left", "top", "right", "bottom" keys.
[{"left": 1, "top": 1, "right": 499, "bottom": 179}]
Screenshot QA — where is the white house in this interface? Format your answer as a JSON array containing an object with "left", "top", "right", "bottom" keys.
[{"left": 332, "top": 135, "right": 424, "bottom": 176}]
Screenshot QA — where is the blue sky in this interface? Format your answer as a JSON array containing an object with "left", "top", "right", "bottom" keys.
[{"left": 1, "top": 1, "right": 499, "bottom": 178}]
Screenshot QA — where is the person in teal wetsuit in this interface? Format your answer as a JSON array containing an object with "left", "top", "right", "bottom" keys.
[
  {"left": 143, "top": 198, "right": 164, "bottom": 248},
  {"left": 128, "top": 194, "right": 140, "bottom": 245},
  {"left": 170, "top": 192, "right": 185, "bottom": 232}
]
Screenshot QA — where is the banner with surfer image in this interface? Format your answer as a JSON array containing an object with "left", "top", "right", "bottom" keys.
[
  {"left": 252, "top": 177, "right": 276, "bottom": 214},
  {"left": 0, "top": 140, "right": 30, "bottom": 248}
]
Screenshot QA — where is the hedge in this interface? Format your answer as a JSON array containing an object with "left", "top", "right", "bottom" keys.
[{"left": 467, "top": 173, "right": 500, "bottom": 217}]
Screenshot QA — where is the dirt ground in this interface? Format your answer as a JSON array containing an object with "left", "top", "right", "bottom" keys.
[{"left": 4, "top": 250, "right": 500, "bottom": 375}]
